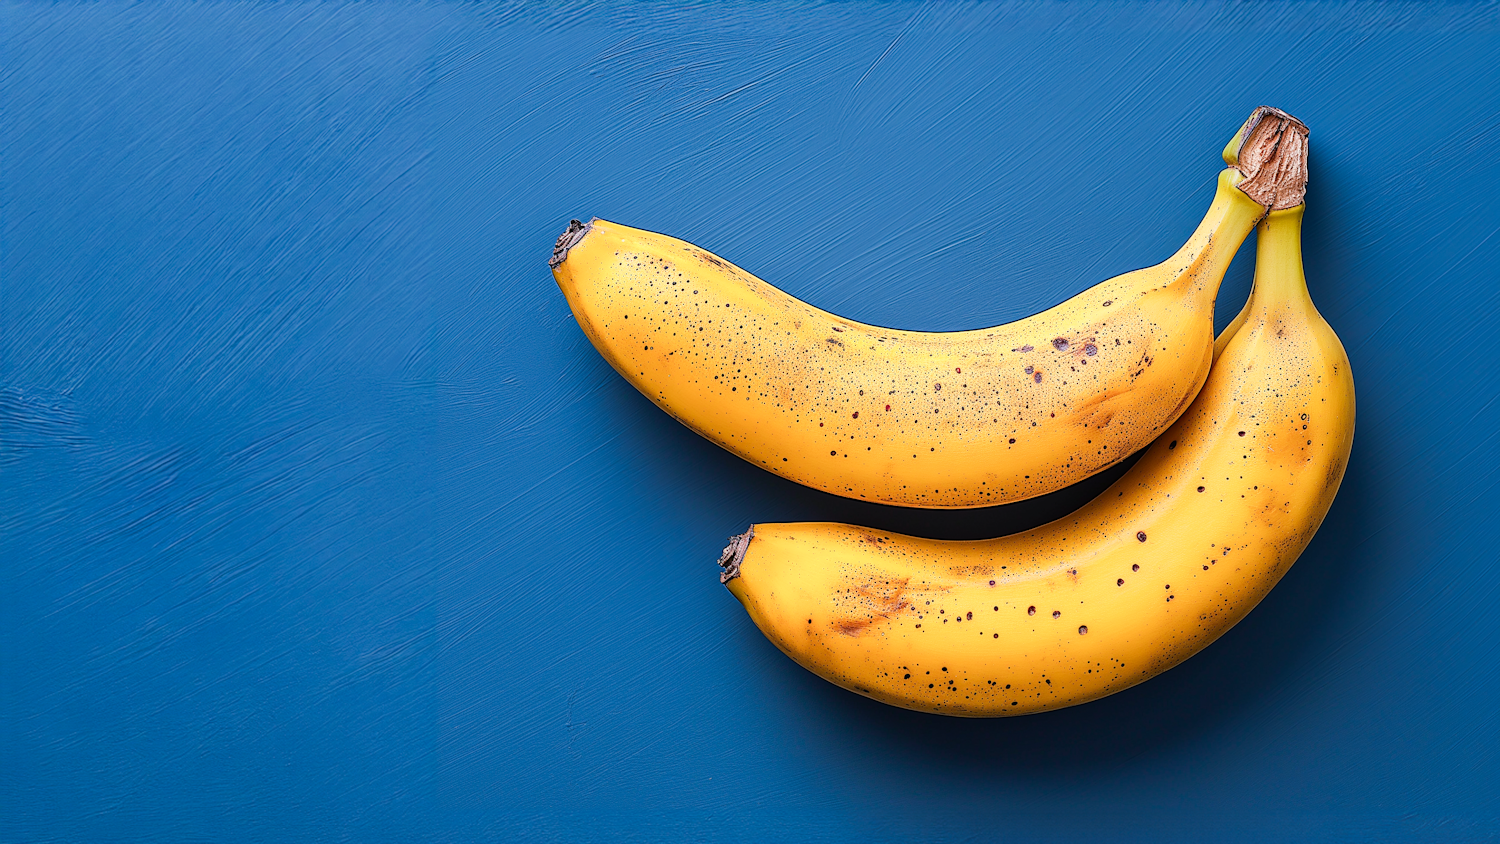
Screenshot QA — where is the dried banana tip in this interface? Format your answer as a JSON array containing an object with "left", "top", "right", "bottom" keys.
[
  {"left": 718, "top": 527, "right": 754, "bottom": 584},
  {"left": 550, "top": 218, "right": 592, "bottom": 269}
]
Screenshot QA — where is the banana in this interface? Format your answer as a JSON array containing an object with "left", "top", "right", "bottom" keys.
[
  {"left": 719, "top": 203, "right": 1354, "bottom": 716},
  {"left": 551, "top": 108, "right": 1309, "bottom": 508}
]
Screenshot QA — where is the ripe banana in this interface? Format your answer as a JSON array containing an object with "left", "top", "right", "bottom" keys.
[
  {"left": 551, "top": 107, "right": 1308, "bottom": 508},
  {"left": 720, "top": 204, "right": 1354, "bottom": 716}
]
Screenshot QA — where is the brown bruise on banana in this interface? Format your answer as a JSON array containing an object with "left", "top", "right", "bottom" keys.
[
  {"left": 723, "top": 206, "right": 1354, "bottom": 716},
  {"left": 553, "top": 173, "right": 1266, "bottom": 508}
]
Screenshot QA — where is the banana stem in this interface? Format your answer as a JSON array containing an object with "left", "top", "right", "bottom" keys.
[
  {"left": 1162, "top": 170, "right": 1266, "bottom": 290},
  {"left": 1164, "top": 106, "right": 1309, "bottom": 293},
  {"left": 1224, "top": 106, "right": 1309, "bottom": 211},
  {"left": 1252, "top": 205, "right": 1311, "bottom": 305}
]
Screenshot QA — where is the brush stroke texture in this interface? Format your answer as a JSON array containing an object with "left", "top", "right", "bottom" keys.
[{"left": 3, "top": 2, "right": 1498, "bottom": 841}]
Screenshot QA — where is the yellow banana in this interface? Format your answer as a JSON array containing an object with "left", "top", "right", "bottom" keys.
[
  {"left": 720, "top": 204, "right": 1354, "bottom": 716},
  {"left": 551, "top": 108, "right": 1309, "bottom": 508}
]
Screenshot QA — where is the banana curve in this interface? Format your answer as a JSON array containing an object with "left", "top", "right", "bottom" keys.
[{"left": 552, "top": 109, "right": 1309, "bottom": 508}]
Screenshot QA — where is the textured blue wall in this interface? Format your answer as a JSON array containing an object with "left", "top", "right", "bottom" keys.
[{"left": 4, "top": 3, "right": 1498, "bottom": 841}]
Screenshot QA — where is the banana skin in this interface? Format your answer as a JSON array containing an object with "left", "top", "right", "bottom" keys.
[
  {"left": 551, "top": 108, "right": 1309, "bottom": 508},
  {"left": 721, "top": 205, "right": 1354, "bottom": 716}
]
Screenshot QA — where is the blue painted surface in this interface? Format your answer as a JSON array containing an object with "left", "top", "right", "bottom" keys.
[{"left": 3, "top": 3, "right": 1498, "bottom": 840}]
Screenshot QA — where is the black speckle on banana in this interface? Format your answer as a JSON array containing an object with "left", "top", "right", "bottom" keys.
[
  {"left": 552, "top": 108, "right": 1308, "bottom": 508},
  {"left": 721, "top": 205, "right": 1354, "bottom": 716}
]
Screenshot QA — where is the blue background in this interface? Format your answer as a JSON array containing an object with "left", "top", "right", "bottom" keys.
[{"left": 4, "top": 3, "right": 1498, "bottom": 841}]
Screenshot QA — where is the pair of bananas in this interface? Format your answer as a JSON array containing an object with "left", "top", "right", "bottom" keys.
[{"left": 551, "top": 106, "right": 1353, "bottom": 717}]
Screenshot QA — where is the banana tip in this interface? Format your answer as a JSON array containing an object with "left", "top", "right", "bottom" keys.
[
  {"left": 718, "top": 527, "right": 754, "bottom": 584},
  {"left": 550, "top": 218, "right": 592, "bottom": 269}
]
